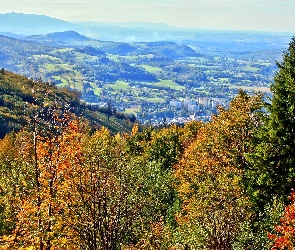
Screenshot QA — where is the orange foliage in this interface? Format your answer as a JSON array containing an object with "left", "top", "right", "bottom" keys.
[
  {"left": 0, "top": 117, "right": 84, "bottom": 249},
  {"left": 269, "top": 191, "right": 295, "bottom": 249}
]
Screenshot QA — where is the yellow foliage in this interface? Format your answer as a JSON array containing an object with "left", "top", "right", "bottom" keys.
[{"left": 174, "top": 91, "right": 263, "bottom": 248}]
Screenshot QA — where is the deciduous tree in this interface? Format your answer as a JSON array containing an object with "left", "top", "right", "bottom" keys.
[
  {"left": 174, "top": 91, "right": 263, "bottom": 249},
  {"left": 268, "top": 191, "right": 295, "bottom": 249}
]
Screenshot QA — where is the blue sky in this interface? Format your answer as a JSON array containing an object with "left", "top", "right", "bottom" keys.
[{"left": 1, "top": 0, "right": 295, "bottom": 32}]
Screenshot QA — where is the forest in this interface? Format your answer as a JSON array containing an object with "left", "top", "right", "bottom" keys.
[{"left": 0, "top": 38, "right": 295, "bottom": 249}]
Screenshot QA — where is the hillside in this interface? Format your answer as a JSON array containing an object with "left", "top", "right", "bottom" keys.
[{"left": 0, "top": 70, "right": 134, "bottom": 138}]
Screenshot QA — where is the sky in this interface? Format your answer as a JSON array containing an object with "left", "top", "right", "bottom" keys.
[{"left": 1, "top": 0, "right": 295, "bottom": 32}]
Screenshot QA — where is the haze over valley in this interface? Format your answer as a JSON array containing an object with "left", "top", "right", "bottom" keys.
[{"left": 0, "top": 12, "right": 292, "bottom": 124}]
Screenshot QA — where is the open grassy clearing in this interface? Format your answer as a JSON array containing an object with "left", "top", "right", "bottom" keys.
[
  {"left": 242, "top": 65, "right": 260, "bottom": 72},
  {"left": 260, "top": 63, "right": 272, "bottom": 66},
  {"left": 45, "top": 64, "right": 57, "bottom": 71},
  {"left": 147, "top": 54, "right": 155, "bottom": 58},
  {"left": 89, "top": 82, "right": 101, "bottom": 96},
  {"left": 33, "top": 55, "right": 61, "bottom": 61},
  {"left": 105, "top": 81, "right": 129, "bottom": 90},
  {"left": 141, "top": 64, "right": 161, "bottom": 73},
  {"left": 54, "top": 76, "right": 68, "bottom": 87},
  {"left": 218, "top": 78, "right": 229, "bottom": 82},
  {"left": 113, "top": 81, "right": 129, "bottom": 90},
  {"left": 154, "top": 80, "right": 182, "bottom": 90},
  {"left": 67, "top": 71, "right": 83, "bottom": 90},
  {"left": 155, "top": 79, "right": 185, "bottom": 90},
  {"left": 120, "top": 55, "right": 139, "bottom": 60},
  {"left": 74, "top": 52, "right": 98, "bottom": 62},
  {"left": 147, "top": 97, "right": 166, "bottom": 103},
  {"left": 43, "top": 63, "right": 72, "bottom": 72},
  {"left": 194, "top": 86, "right": 209, "bottom": 93},
  {"left": 132, "top": 95, "right": 166, "bottom": 103},
  {"left": 129, "top": 80, "right": 184, "bottom": 92},
  {"left": 125, "top": 107, "right": 140, "bottom": 114},
  {"left": 59, "top": 64, "right": 71, "bottom": 70},
  {"left": 93, "top": 88, "right": 101, "bottom": 96},
  {"left": 107, "top": 54, "right": 120, "bottom": 61},
  {"left": 52, "top": 70, "right": 83, "bottom": 90}
]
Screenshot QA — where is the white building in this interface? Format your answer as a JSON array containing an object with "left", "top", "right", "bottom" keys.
[
  {"left": 198, "top": 98, "right": 211, "bottom": 107},
  {"left": 187, "top": 104, "right": 199, "bottom": 112},
  {"left": 170, "top": 100, "right": 183, "bottom": 109},
  {"left": 183, "top": 99, "right": 196, "bottom": 107}
]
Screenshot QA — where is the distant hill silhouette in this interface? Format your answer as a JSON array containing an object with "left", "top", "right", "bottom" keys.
[
  {"left": 0, "top": 12, "right": 82, "bottom": 35},
  {"left": 0, "top": 32, "right": 25, "bottom": 39},
  {"left": 0, "top": 12, "right": 292, "bottom": 46},
  {"left": 24, "top": 31, "right": 93, "bottom": 45}
]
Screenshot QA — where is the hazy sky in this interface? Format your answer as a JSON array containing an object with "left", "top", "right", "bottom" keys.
[{"left": 1, "top": 0, "right": 295, "bottom": 32}]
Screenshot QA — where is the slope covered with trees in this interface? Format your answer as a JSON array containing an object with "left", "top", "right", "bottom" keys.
[
  {"left": 0, "top": 70, "right": 135, "bottom": 139},
  {"left": 0, "top": 38, "right": 295, "bottom": 249}
]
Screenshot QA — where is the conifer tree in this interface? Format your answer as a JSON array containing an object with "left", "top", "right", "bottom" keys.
[
  {"left": 246, "top": 37, "right": 295, "bottom": 211},
  {"left": 269, "top": 36, "right": 295, "bottom": 190}
]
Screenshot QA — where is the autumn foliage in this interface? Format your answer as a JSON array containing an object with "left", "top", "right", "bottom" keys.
[
  {"left": 268, "top": 191, "right": 295, "bottom": 249},
  {"left": 1, "top": 38, "right": 295, "bottom": 249},
  {"left": 174, "top": 91, "right": 263, "bottom": 249},
  {"left": 0, "top": 104, "right": 182, "bottom": 249},
  {"left": 0, "top": 89, "right": 283, "bottom": 249}
]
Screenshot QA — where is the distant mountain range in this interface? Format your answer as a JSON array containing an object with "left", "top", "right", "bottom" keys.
[
  {"left": 0, "top": 12, "right": 293, "bottom": 46},
  {"left": 0, "top": 12, "right": 178, "bottom": 41}
]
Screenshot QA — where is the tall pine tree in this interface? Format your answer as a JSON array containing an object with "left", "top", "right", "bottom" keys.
[{"left": 246, "top": 37, "right": 295, "bottom": 211}]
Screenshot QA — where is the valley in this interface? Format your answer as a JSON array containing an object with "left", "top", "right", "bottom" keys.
[{"left": 0, "top": 18, "right": 290, "bottom": 125}]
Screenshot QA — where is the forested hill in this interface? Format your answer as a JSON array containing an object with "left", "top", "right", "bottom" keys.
[{"left": 0, "top": 70, "right": 134, "bottom": 138}]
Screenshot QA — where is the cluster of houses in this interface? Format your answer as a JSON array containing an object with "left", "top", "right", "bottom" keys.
[{"left": 170, "top": 97, "right": 226, "bottom": 112}]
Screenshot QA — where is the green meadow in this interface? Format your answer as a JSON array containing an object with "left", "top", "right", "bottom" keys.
[
  {"left": 105, "top": 81, "right": 129, "bottom": 90},
  {"left": 141, "top": 64, "right": 162, "bottom": 73},
  {"left": 155, "top": 80, "right": 185, "bottom": 90}
]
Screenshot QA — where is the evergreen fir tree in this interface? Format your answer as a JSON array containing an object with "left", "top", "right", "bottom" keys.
[{"left": 247, "top": 37, "right": 295, "bottom": 210}]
